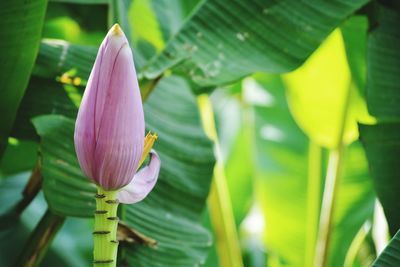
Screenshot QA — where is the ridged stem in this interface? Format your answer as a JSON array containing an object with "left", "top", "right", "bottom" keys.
[{"left": 93, "top": 187, "right": 119, "bottom": 267}]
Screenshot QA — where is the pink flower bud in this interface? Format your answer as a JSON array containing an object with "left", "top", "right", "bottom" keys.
[{"left": 74, "top": 24, "right": 146, "bottom": 190}]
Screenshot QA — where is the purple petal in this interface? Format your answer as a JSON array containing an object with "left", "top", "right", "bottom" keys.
[
  {"left": 118, "top": 150, "right": 161, "bottom": 204},
  {"left": 74, "top": 25, "right": 145, "bottom": 190}
]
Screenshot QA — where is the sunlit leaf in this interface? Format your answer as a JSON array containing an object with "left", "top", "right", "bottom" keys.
[
  {"left": 129, "top": 0, "right": 164, "bottom": 52},
  {"left": 283, "top": 29, "right": 372, "bottom": 148}
]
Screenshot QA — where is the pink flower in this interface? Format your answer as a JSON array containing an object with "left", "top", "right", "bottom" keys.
[{"left": 74, "top": 24, "right": 160, "bottom": 203}]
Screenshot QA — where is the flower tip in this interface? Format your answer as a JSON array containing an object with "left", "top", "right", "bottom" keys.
[{"left": 110, "top": 23, "right": 123, "bottom": 36}]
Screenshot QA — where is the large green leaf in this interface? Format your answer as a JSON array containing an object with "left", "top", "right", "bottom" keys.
[
  {"left": 0, "top": 0, "right": 48, "bottom": 157},
  {"left": 366, "top": 4, "right": 400, "bottom": 120},
  {"left": 32, "top": 75, "right": 215, "bottom": 266},
  {"left": 360, "top": 5, "right": 400, "bottom": 239},
  {"left": 359, "top": 123, "right": 400, "bottom": 235},
  {"left": 373, "top": 230, "right": 400, "bottom": 267},
  {"left": 283, "top": 29, "right": 355, "bottom": 148},
  {"left": 339, "top": 4, "right": 400, "bottom": 249},
  {"left": 143, "top": 0, "right": 370, "bottom": 87},
  {"left": 283, "top": 27, "right": 374, "bottom": 149}
]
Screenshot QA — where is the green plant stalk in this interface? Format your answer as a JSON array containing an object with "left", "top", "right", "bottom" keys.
[
  {"left": 313, "top": 147, "right": 345, "bottom": 267},
  {"left": 208, "top": 162, "right": 244, "bottom": 267},
  {"left": 16, "top": 209, "right": 65, "bottom": 267},
  {"left": 93, "top": 187, "right": 119, "bottom": 267},
  {"left": 313, "top": 82, "right": 353, "bottom": 267},
  {"left": 305, "top": 142, "right": 322, "bottom": 267},
  {"left": 197, "top": 95, "right": 244, "bottom": 267}
]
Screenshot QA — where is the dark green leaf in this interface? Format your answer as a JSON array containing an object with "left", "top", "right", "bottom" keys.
[
  {"left": 341, "top": 15, "right": 368, "bottom": 95},
  {"left": 366, "top": 5, "right": 400, "bottom": 120},
  {"left": 359, "top": 123, "right": 400, "bottom": 235},
  {"left": 144, "top": 0, "right": 370, "bottom": 87},
  {"left": 0, "top": 0, "right": 48, "bottom": 157}
]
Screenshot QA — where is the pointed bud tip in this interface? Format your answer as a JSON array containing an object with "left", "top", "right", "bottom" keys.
[{"left": 110, "top": 23, "right": 123, "bottom": 36}]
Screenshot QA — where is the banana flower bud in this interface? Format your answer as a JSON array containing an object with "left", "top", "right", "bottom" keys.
[{"left": 74, "top": 24, "right": 160, "bottom": 202}]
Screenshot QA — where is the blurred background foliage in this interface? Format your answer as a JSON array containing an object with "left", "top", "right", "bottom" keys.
[{"left": 1, "top": 0, "right": 400, "bottom": 267}]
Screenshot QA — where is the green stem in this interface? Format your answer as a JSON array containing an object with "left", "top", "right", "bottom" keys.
[
  {"left": 16, "top": 209, "right": 65, "bottom": 267},
  {"left": 93, "top": 187, "right": 120, "bottom": 267},
  {"left": 197, "top": 95, "right": 244, "bottom": 267},
  {"left": 305, "top": 142, "right": 322, "bottom": 267},
  {"left": 313, "top": 82, "right": 353, "bottom": 267},
  {"left": 313, "top": 147, "right": 345, "bottom": 267}
]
